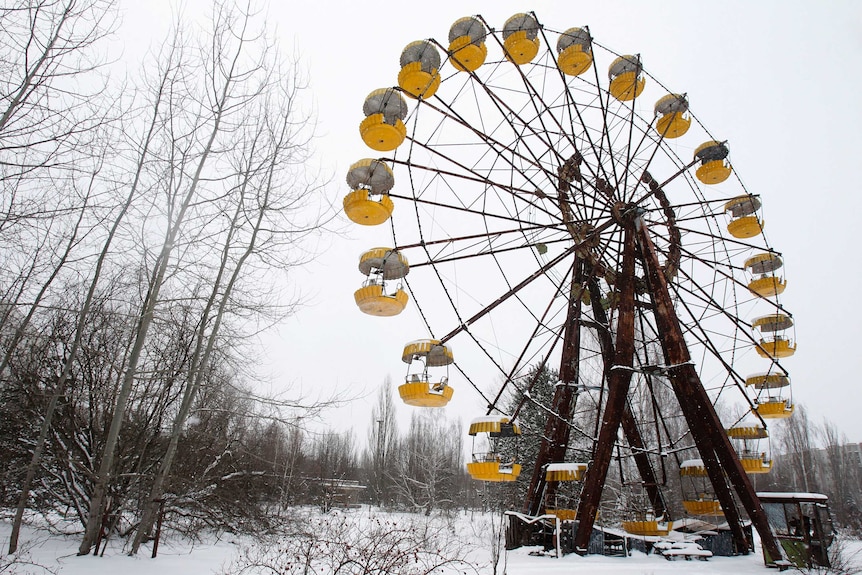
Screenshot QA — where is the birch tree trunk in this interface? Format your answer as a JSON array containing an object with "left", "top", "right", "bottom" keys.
[
  {"left": 78, "top": 6, "right": 251, "bottom": 553},
  {"left": 131, "top": 39, "right": 320, "bottom": 549}
]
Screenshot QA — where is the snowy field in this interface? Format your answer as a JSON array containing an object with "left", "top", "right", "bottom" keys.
[{"left": 2, "top": 509, "right": 860, "bottom": 574}]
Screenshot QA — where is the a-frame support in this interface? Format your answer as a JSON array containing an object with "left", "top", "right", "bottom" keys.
[
  {"left": 632, "top": 214, "right": 782, "bottom": 561},
  {"left": 588, "top": 278, "right": 669, "bottom": 521},
  {"left": 567, "top": 214, "right": 782, "bottom": 561},
  {"left": 522, "top": 259, "right": 585, "bottom": 516},
  {"left": 573, "top": 225, "right": 638, "bottom": 550}
]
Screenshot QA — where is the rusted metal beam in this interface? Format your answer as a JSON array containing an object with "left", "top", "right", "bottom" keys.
[
  {"left": 635, "top": 215, "right": 748, "bottom": 550},
  {"left": 589, "top": 277, "right": 668, "bottom": 521},
  {"left": 633, "top": 215, "right": 783, "bottom": 561},
  {"left": 523, "top": 260, "right": 584, "bottom": 516},
  {"left": 573, "top": 226, "right": 638, "bottom": 552}
]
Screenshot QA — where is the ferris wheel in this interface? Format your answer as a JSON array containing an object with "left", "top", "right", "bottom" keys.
[{"left": 344, "top": 12, "right": 793, "bottom": 558}]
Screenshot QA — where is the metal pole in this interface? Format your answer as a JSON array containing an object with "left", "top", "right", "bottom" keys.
[
  {"left": 151, "top": 498, "right": 165, "bottom": 559},
  {"left": 574, "top": 225, "right": 637, "bottom": 552},
  {"left": 522, "top": 260, "right": 583, "bottom": 516}
]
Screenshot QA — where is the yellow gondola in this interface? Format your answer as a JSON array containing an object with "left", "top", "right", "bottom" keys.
[
  {"left": 745, "top": 252, "right": 786, "bottom": 298},
  {"left": 746, "top": 370, "right": 794, "bottom": 419},
  {"left": 608, "top": 55, "right": 645, "bottom": 101},
  {"left": 398, "top": 40, "right": 441, "bottom": 99},
  {"left": 343, "top": 159, "right": 395, "bottom": 226},
  {"left": 621, "top": 519, "right": 672, "bottom": 537},
  {"left": 360, "top": 88, "right": 408, "bottom": 151},
  {"left": 694, "top": 141, "right": 732, "bottom": 184},
  {"left": 398, "top": 339, "right": 454, "bottom": 407},
  {"left": 502, "top": 13, "right": 540, "bottom": 65},
  {"left": 543, "top": 463, "right": 587, "bottom": 523},
  {"left": 682, "top": 499, "right": 724, "bottom": 516},
  {"left": 354, "top": 248, "right": 409, "bottom": 317},
  {"left": 545, "top": 462, "right": 587, "bottom": 482},
  {"left": 727, "top": 424, "right": 773, "bottom": 474},
  {"left": 448, "top": 16, "right": 487, "bottom": 72},
  {"left": 754, "top": 398, "right": 795, "bottom": 419},
  {"left": 680, "top": 459, "right": 724, "bottom": 517},
  {"left": 654, "top": 94, "right": 691, "bottom": 139},
  {"left": 556, "top": 27, "right": 592, "bottom": 76},
  {"left": 724, "top": 194, "right": 764, "bottom": 238},
  {"left": 467, "top": 416, "right": 522, "bottom": 481},
  {"left": 752, "top": 313, "right": 796, "bottom": 358}
]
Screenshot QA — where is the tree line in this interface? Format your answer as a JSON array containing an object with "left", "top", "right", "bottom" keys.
[{"left": 0, "top": 0, "right": 333, "bottom": 555}]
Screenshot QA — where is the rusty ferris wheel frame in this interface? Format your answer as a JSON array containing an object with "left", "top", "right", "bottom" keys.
[{"left": 348, "top": 12, "right": 792, "bottom": 561}]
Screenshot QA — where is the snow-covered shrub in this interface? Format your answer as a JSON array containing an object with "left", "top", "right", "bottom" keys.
[{"left": 224, "top": 509, "right": 479, "bottom": 574}]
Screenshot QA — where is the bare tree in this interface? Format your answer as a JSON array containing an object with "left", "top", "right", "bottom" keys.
[
  {"left": 131, "top": 53, "right": 321, "bottom": 549},
  {"left": 0, "top": 0, "right": 332, "bottom": 553},
  {"left": 0, "top": 0, "right": 116, "bottom": 179},
  {"left": 365, "top": 377, "right": 398, "bottom": 507},
  {"left": 390, "top": 410, "right": 463, "bottom": 515},
  {"left": 76, "top": 1, "right": 297, "bottom": 553},
  {"left": 225, "top": 510, "right": 478, "bottom": 575},
  {"left": 1, "top": 0, "right": 122, "bottom": 555},
  {"left": 776, "top": 405, "right": 818, "bottom": 494},
  {"left": 817, "top": 419, "right": 862, "bottom": 532}
]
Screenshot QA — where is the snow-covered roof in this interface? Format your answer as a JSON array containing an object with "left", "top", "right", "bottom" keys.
[
  {"left": 469, "top": 415, "right": 511, "bottom": 424},
  {"left": 546, "top": 462, "right": 587, "bottom": 472},
  {"left": 757, "top": 492, "right": 829, "bottom": 501}
]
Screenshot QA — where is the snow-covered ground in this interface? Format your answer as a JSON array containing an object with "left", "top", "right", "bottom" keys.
[{"left": 2, "top": 509, "right": 860, "bottom": 574}]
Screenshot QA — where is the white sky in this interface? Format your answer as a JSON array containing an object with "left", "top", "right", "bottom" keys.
[{"left": 124, "top": 1, "right": 862, "bottom": 445}]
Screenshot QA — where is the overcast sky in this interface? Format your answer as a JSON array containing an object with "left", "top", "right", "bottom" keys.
[{"left": 125, "top": 1, "right": 862, "bottom": 445}]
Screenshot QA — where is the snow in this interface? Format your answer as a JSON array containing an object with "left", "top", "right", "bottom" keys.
[
  {"left": 2, "top": 510, "right": 859, "bottom": 574},
  {"left": 756, "top": 492, "right": 829, "bottom": 501},
  {"left": 1, "top": 520, "right": 241, "bottom": 575},
  {"left": 545, "top": 462, "right": 588, "bottom": 472},
  {"left": 469, "top": 415, "right": 511, "bottom": 424}
]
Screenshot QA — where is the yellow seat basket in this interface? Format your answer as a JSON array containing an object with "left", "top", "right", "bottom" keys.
[
  {"left": 545, "top": 465, "right": 586, "bottom": 482},
  {"left": 679, "top": 465, "right": 709, "bottom": 477},
  {"left": 468, "top": 418, "right": 521, "bottom": 437},
  {"left": 740, "top": 457, "right": 773, "bottom": 474},
  {"left": 467, "top": 461, "right": 522, "bottom": 482},
  {"left": 755, "top": 339, "right": 796, "bottom": 359},
  {"left": 504, "top": 31, "right": 539, "bottom": 65},
  {"left": 755, "top": 401, "right": 795, "bottom": 419},
  {"left": 656, "top": 112, "right": 691, "bottom": 139},
  {"left": 557, "top": 45, "right": 592, "bottom": 76},
  {"left": 727, "top": 425, "right": 769, "bottom": 440},
  {"left": 745, "top": 373, "right": 790, "bottom": 389},
  {"left": 354, "top": 285, "right": 408, "bottom": 316},
  {"left": 397, "top": 61, "right": 441, "bottom": 99},
  {"left": 696, "top": 159, "right": 732, "bottom": 184},
  {"left": 748, "top": 276, "right": 787, "bottom": 298},
  {"left": 621, "top": 520, "right": 671, "bottom": 537},
  {"left": 402, "top": 339, "right": 454, "bottom": 365},
  {"left": 343, "top": 189, "right": 394, "bottom": 226},
  {"left": 360, "top": 113, "right": 407, "bottom": 152},
  {"left": 609, "top": 71, "right": 645, "bottom": 101},
  {"left": 683, "top": 500, "right": 724, "bottom": 516},
  {"left": 546, "top": 509, "right": 577, "bottom": 521},
  {"left": 448, "top": 36, "right": 486, "bottom": 72},
  {"left": 398, "top": 381, "right": 454, "bottom": 407},
  {"left": 727, "top": 215, "right": 763, "bottom": 239}
]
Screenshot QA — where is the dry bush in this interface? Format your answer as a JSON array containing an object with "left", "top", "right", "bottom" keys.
[{"left": 225, "top": 509, "right": 479, "bottom": 575}]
